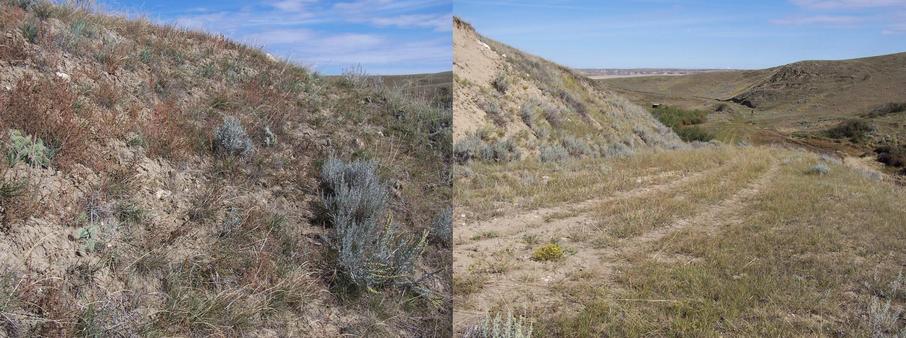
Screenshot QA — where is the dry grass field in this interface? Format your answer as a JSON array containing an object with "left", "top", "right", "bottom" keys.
[{"left": 454, "top": 145, "right": 906, "bottom": 336}]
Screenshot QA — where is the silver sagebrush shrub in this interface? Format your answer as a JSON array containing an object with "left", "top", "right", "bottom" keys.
[
  {"left": 540, "top": 144, "right": 569, "bottom": 163},
  {"left": 320, "top": 156, "right": 427, "bottom": 291},
  {"left": 431, "top": 207, "right": 453, "bottom": 247},
  {"left": 214, "top": 116, "right": 254, "bottom": 156}
]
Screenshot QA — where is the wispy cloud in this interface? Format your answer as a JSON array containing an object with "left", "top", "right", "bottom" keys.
[
  {"left": 370, "top": 13, "right": 451, "bottom": 31},
  {"left": 779, "top": 0, "right": 906, "bottom": 33},
  {"left": 112, "top": 0, "right": 450, "bottom": 74},
  {"left": 770, "top": 15, "right": 864, "bottom": 25},
  {"left": 882, "top": 12, "right": 906, "bottom": 33},
  {"left": 791, "top": 0, "right": 906, "bottom": 9}
]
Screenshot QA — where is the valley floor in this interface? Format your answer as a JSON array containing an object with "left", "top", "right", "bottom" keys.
[{"left": 454, "top": 146, "right": 906, "bottom": 336}]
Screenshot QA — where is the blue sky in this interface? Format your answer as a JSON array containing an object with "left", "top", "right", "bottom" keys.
[
  {"left": 455, "top": 0, "right": 906, "bottom": 69},
  {"left": 99, "top": 0, "right": 451, "bottom": 74}
]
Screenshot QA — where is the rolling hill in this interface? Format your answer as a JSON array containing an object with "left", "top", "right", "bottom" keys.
[
  {"left": 453, "top": 17, "right": 682, "bottom": 164},
  {"left": 602, "top": 52, "right": 906, "bottom": 175}
]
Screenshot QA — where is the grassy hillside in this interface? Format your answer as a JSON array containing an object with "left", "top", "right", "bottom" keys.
[
  {"left": 603, "top": 53, "right": 906, "bottom": 176},
  {"left": 452, "top": 17, "right": 682, "bottom": 165},
  {"left": 0, "top": 1, "right": 451, "bottom": 336}
]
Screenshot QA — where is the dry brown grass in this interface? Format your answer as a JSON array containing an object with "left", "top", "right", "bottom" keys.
[{"left": 455, "top": 146, "right": 739, "bottom": 220}]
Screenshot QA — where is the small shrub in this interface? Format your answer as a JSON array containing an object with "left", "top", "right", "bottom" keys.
[
  {"left": 320, "top": 156, "right": 427, "bottom": 291},
  {"left": 541, "top": 102, "right": 562, "bottom": 127},
  {"left": 492, "top": 72, "right": 509, "bottom": 94},
  {"left": 807, "top": 163, "right": 830, "bottom": 176},
  {"left": 214, "top": 116, "right": 254, "bottom": 156},
  {"left": 114, "top": 200, "right": 144, "bottom": 225},
  {"left": 138, "top": 49, "right": 153, "bottom": 64},
  {"left": 32, "top": 1, "right": 54, "bottom": 20},
  {"left": 463, "top": 311, "right": 533, "bottom": 338},
  {"left": 868, "top": 272, "right": 904, "bottom": 338},
  {"left": 540, "top": 144, "right": 569, "bottom": 163},
  {"left": 263, "top": 126, "right": 277, "bottom": 147},
  {"left": 9, "top": 0, "right": 36, "bottom": 10},
  {"left": 454, "top": 134, "right": 482, "bottom": 163},
  {"left": 603, "top": 143, "right": 633, "bottom": 158},
  {"left": 558, "top": 89, "right": 588, "bottom": 118},
  {"left": 5, "top": 129, "right": 52, "bottom": 167},
  {"left": 20, "top": 20, "right": 39, "bottom": 43},
  {"left": 73, "top": 224, "right": 100, "bottom": 253},
  {"left": 0, "top": 178, "right": 25, "bottom": 200},
  {"left": 865, "top": 102, "right": 906, "bottom": 118},
  {"left": 430, "top": 207, "right": 452, "bottom": 247},
  {"left": 561, "top": 135, "right": 591, "bottom": 157},
  {"left": 478, "top": 139, "right": 520, "bottom": 163},
  {"left": 676, "top": 126, "right": 714, "bottom": 142},
  {"left": 650, "top": 105, "right": 708, "bottom": 128},
  {"left": 520, "top": 100, "right": 536, "bottom": 128},
  {"left": 876, "top": 144, "right": 906, "bottom": 170},
  {"left": 531, "top": 243, "right": 564, "bottom": 261},
  {"left": 827, "top": 119, "right": 874, "bottom": 142},
  {"left": 482, "top": 98, "right": 506, "bottom": 127}
]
